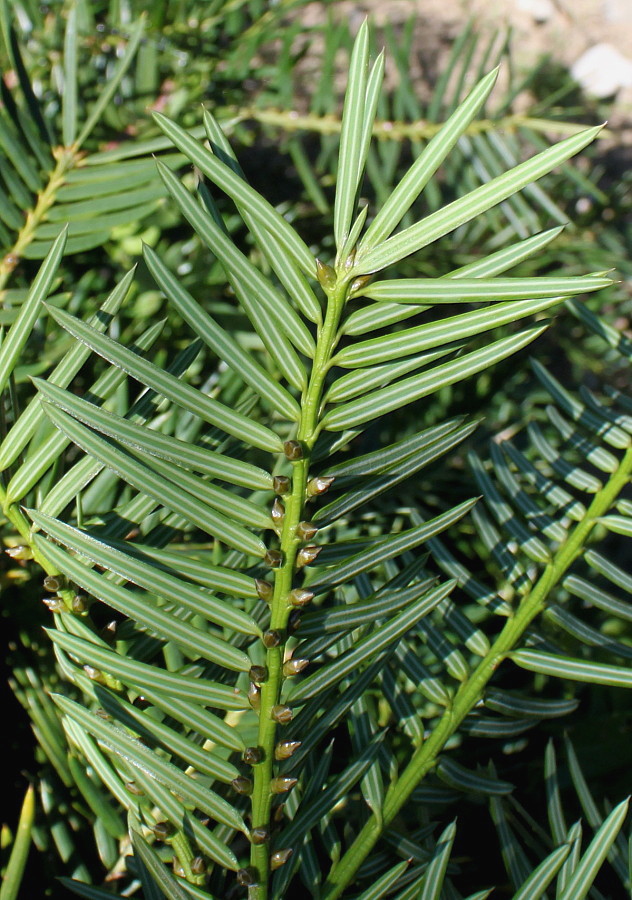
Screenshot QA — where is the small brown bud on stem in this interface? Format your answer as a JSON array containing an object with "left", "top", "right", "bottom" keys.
[
  {"left": 190, "top": 857, "right": 206, "bottom": 876},
  {"left": 306, "top": 475, "right": 335, "bottom": 497},
  {"left": 43, "top": 575, "right": 64, "bottom": 591},
  {"left": 275, "top": 740, "right": 302, "bottom": 760},
  {"left": 264, "top": 549, "right": 284, "bottom": 568},
  {"left": 243, "top": 746, "right": 263, "bottom": 765},
  {"left": 270, "top": 776, "right": 298, "bottom": 794},
  {"left": 248, "top": 683, "right": 261, "bottom": 711},
  {"left": 250, "top": 827, "right": 270, "bottom": 845},
  {"left": 283, "top": 440, "right": 304, "bottom": 461},
  {"left": 271, "top": 498, "right": 285, "bottom": 529},
  {"left": 236, "top": 867, "right": 258, "bottom": 886},
  {"left": 152, "top": 821, "right": 174, "bottom": 841},
  {"left": 296, "top": 545, "right": 322, "bottom": 568},
  {"left": 270, "top": 848, "right": 293, "bottom": 870},
  {"left": 249, "top": 665, "right": 268, "bottom": 684},
  {"left": 283, "top": 658, "right": 309, "bottom": 677},
  {"left": 271, "top": 704, "right": 293, "bottom": 724},
  {"left": 262, "top": 629, "right": 283, "bottom": 648},
  {"left": 255, "top": 579, "right": 273, "bottom": 602},
  {"left": 231, "top": 775, "right": 253, "bottom": 795},
  {"left": 288, "top": 588, "right": 314, "bottom": 608},
  {"left": 273, "top": 475, "right": 291, "bottom": 495},
  {"left": 296, "top": 521, "right": 318, "bottom": 540}
]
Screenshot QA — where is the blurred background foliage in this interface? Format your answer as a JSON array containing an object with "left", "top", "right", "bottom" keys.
[{"left": 1, "top": 0, "right": 630, "bottom": 896}]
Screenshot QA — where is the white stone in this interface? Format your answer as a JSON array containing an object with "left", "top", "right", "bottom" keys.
[{"left": 571, "top": 43, "right": 632, "bottom": 98}]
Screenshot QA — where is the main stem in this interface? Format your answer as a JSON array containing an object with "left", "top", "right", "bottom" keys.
[
  {"left": 321, "top": 444, "right": 632, "bottom": 899},
  {"left": 248, "top": 273, "right": 349, "bottom": 899}
]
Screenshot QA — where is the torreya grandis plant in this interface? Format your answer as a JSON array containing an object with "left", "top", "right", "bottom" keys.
[{"left": 2, "top": 19, "right": 631, "bottom": 900}]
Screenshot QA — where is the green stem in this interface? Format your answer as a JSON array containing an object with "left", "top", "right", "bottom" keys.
[
  {"left": 0, "top": 147, "right": 77, "bottom": 292},
  {"left": 248, "top": 274, "right": 349, "bottom": 898},
  {"left": 322, "top": 444, "right": 632, "bottom": 899}
]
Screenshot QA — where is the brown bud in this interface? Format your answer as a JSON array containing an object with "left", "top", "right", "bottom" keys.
[
  {"left": 273, "top": 475, "right": 291, "bottom": 495},
  {"left": 43, "top": 575, "right": 64, "bottom": 591},
  {"left": 283, "top": 658, "right": 309, "bottom": 677},
  {"left": 152, "top": 821, "right": 174, "bottom": 841},
  {"left": 306, "top": 475, "right": 334, "bottom": 497},
  {"left": 283, "top": 440, "right": 304, "bottom": 461},
  {"left": 248, "top": 683, "right": 261, "bottom": 711},
  {"left": 262, "top": 629, "right": 283, "bottom": 648},
  {"left": 250, "top": 827, "right": 270, "bottom": 845},
  {"left": 236, "top": 867, "right": 258, "bottom": 886},
  {"left": 71, "top": 594, "right": 87, "bottom": 614},
  {"left": 288, "top": 610, "right": 302, "bottom": 633},
  {"left": 270, "top": 776, "right": 297, "bottom": 794},
  {"left": 231, "top": 775, "right": 253, "bottom": 795},
  {"left": 264, "top": 549, "right": 284, "bottom": 568},
  {"left": 344, "top": 247, "right": 357, "bottom": 270},
  {"left": 271, "top": 497, "right": 285, "bottom": 528},
  {"left": 249, "top": 665, "right": 268, "bottom": 684},
  {"left": 43, "top": 596, "right": 65, "bottom": 612},
  {"left": 270, "top": 848, "right": 293, "bottom": 870},
  {"left": 349, "top": 273, "right": 372, "bottom": 294},
  {"left": 288, "top": 588, "right": 314, "bottom": 608},
  {"left": 190, "top": 857, "right": 206, "bottom": 876},
  {"left": 271, "top": 704, "right": 293, "bottom": 725},
  {"left": 316, "top": 258, "right": 336, "bottom": 290},
  {"left": 243, "top": 746, "right": 263, "bottom": 765},
  {"left": 296, "top": 521, "right": 318, "bottom": 541},
  {"left": 125, "top": 781, "right": 144, "bottom": 795},
  {"left": 296, "top": 545, "right": 322, "bottom": 568},
  {"left": 275, "top": 740, "right": 302, "bottom": 760},
  {"left": 255, "top": 579, "right": 273, "bottom": 602},
  {"left": 95, "top": 709, "right": 112, "bottom": 720}
]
